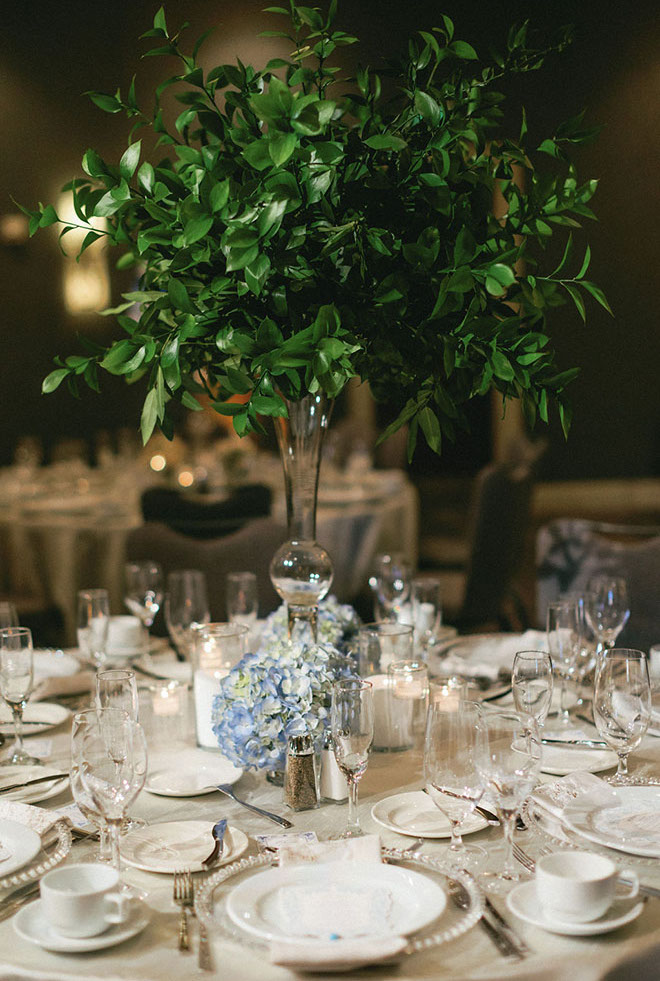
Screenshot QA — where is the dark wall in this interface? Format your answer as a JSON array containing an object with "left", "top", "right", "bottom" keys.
[{"left": 2, "top": 0, "right": 659, "bottom": 477}]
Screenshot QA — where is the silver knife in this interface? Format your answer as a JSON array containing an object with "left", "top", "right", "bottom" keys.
[
  {"left": 484, "top": 896, "right": 529, "bottom": 957},
  {"left": 541, "top": 736, "right": 608, "bottom": 748},
  {"left": 202, "top": 819, "right": 227, "bottom": 868},
  {"left": 0, "top": 882, "right": 41, "bottom": 923},
  {"left": 0, "top": 772, "right": 68, "bottom": 794}
]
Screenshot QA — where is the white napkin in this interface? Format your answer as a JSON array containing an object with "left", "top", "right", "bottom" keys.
[
  {"left": 0, "top": 800, "right": 70, "bottom": 838},
  {"left": 438, "top": 629, "right": 547, "bottom": 681},
  {"left": 32, "top": 670, "right": 94, "bottom": 702},
  {"left": 531, "top": 771, "right": 619, "bottom": 825},
  {"left": 269, "top": 835, "right": 408, "bottom": 973}
]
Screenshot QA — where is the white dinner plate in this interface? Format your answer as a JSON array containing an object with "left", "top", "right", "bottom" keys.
[
  {"left": 32, "top": 650, "right": 80, "bottom": 680},
  {"left": 0, "top": 702, "right": 71, "bottom": 737},
  {"left": 134, "top": 654, "right": 192, "bottom": 683},
  {"left": 14, "top": 899, "right": 150, "bottom": 952},
  {"left": 145, "top": 748, "right": 242, "bottom": 797},
  {"left": 0, "top": 765, "right": 70, "bottom": 805},
  {"left": 507, "top": 881, "right": 644, "bottom": 936},
  {"left": 564, "top": 785, "right": 660, "bottom": 858},
  {"left": 120, "top": 820, "right": 248, "bottom": 874},
  {"left": 0, "top": 818, "right": 42, "bottom": 876},
  {"left": 371, "top": 791, "right": 488, "bottom": 839},
  {"left": 226, "top": 861, "right": 447, "bottom": 943},
  {"left": 538, "top": 743, "right": 617, "bottom": 776}
]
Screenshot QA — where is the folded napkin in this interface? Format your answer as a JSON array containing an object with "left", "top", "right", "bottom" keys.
[
  {"left": 32, "top": 670, "right": 94, "bottom": 703},
  {"left": 531, "top": 771, "right": 619, "bottom": 825},
  {"left": 269, "top": 835, "right": 408, "bottom": 973},
  {"left": 438, "top": 629, "right": 547, "bottom": 682},
  {"left": 0, "top": 799, "right": 70, "bottom": 838}
]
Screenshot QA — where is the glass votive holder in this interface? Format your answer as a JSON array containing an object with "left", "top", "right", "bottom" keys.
[
  {"left": 192, "top": 622, "right": 249, "bottom": 749},
  {"left": 428, "top": 676, "right": 469, "bottom": 710},
  {"left": 357, "top": 622, "right": 414, "bottom": 677},
  {"left": 386, "top": 659, "right": 430, "bottom": 753}
]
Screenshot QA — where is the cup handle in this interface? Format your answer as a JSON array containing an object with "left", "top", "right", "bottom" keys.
[
  {"left": 104, "top": 891, "right": 132, "bottom": 926},
  {"left": 616, "top": 872, "right": 639, "bottom": 902}
]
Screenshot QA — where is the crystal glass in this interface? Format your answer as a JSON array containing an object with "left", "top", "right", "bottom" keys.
[
  {"left": 411, "top": 577, "right": 443, "bottom": 653},
  {"left": 0, "top": 602, "right": 18, "bottom": 630},
  {"left": 124, "top": 560, "right": 163, "bottom": 629},
  {"left": 424, "top": 696, "right": 485, "bottom": 869},
  {"left": 226, "top": 572, "right": 258, "bottom": 629},
  {"left": 79, "top": 708, "right": 148, "bottom": 872},
  {"left": 331, "top": 679, "right": 374, "bottom": 838},
  {"left": 77, "top": 588, "right": 110, "bottom": 668},
  {"left": 512, "top": 650, "right": 553, "bottom": 726},
  {"left": 70, "top": 709, "right": 112, "bottom": 863},
  {"left": 585, "top": 576, "right": 630, "bottom": 654},
  {"left": 475, "top": 709, "right": 541, "bottom": 882},
  {"left": 371, "top": 553, "right": 412, "bottom": 622},
  {"left": 546, "top": 600, "right": 578, "bottom": 724},
  {"left": 387, "top": 659, "right": 429, "bottom": 753},
  {"left": 593, "top": 648, "right": 650, "bottom": 784},
  {"left": 357, "top": 622, "right": 414, "bottom": 678},
  {"left": 96, "top": 669, "right": 139, "bottom": 721},
  {"left": 0, "top": 626, "right": 38, "bottom": 765},
  {"left": 164, "top": 570, "right": 210, "bottom": 659},
  {"left": 192, "top": 622, "right": 249, "bottom": 748},
  {"left": 571, "top": 593, "right": 598, "bottom": 703}
]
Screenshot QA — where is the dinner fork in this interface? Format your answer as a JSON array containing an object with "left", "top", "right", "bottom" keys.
[{"left": 173, "top": 869, "right": 193, "bottom": 951}]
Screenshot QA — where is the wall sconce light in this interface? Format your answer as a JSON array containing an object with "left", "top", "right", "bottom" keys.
[{"left": 57, "top": 193, "right": 110, "bottom": 316}]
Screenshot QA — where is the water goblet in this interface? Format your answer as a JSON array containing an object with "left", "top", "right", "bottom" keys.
[
  {"left": 475, "top": 709, "right": 541, "bottom": 882},
  {"left": 331, "top": 679, "right": 374, "bottom": 838},
  {"left": 423, "top": 697, "right": 485, "bottom": 869},
  {"left": 164, "top": 570, "right": 210, "bottom": 660},
  {"left": 77, "top": 588, "right": 110, "bottom": 668},
  {"left": 0, "top": 626, "right": 39, "bottom": 765},
  {"left": 546, "top": 600, "right": 578, "bottom": 725},
  {"left": 226, "top": 572, "right": 258, "bottom": 629},
  {"left": 593, "top": 648, "right": 650, "bottom": 784},
  {"left": 70, "top": 709, "right": 112, "bottom": 863},
  {"left": 512, "top": 650, "right": 553, "bottom": 727},
  {"left": 585, "top": 576, "right": 630, "bottom": 655},
  {"left": 79, "top": 708, "right": 148, "bottom": 873},
  {"left": 370, "top": 553, "right": 412, "bottom": 622},
  {"left": 124, "top": 560, "right": 163, "bottom": 630}
]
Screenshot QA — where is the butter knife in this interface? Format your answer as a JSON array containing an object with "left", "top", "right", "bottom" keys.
[
  {"left": 202, "top": 819, "right": 227, "bottom": 868},
  {"left": 0, "top": 772, "right": 68, "bottom": 794},
  {"left": 484, "top": 896, "right": 529, "bottom": 956},
  {"left": 0, "top": 882, "right": 41, "bottom": 923}
]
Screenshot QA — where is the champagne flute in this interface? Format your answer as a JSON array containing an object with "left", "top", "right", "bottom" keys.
[
  {"left": 0, "top": 626, "right": 39, "bottom": 766},
  {"left": 411, "top": 577, "right": 443, "bottom": 653},
  {"left": 70, "top": 709, "right": 112, "bottom": 863},
  {"left": 77, "top": 588, "right": 110, "bottom": 668},
  {"left": 423, "top": 697, "right": 485, "bottom": 868},
  {"left": 226, "top": 572, "right": 258, "bottom": 629},
  {"left": 546, "top": 600, "right": 578, "bottom": 725},
  {"left": 331, "top": 679, "right": 374, "bottom": 838},
  {"left": 165, "top": 570, "right": 210, "bottom": 660},
  {"left": 79, "top": 708, "right": 148, "bottom": 873},
  {"left": 96, "top": 669, "right": 139, "bottom": 720},
  {"left": 585, "top": 576, "right": 630, "bottom": 655},
  {"left": 475, "top": 709, "right": 541, "bottom": 882},
  {"left": 124, "top": 560, "right": 163, "bottom": 630},
  {"left": 593, "top": 648, "right": 650, "bottom": 785},
  {"left": 512, "top": 650, "right": 553, "bottom": 726}
]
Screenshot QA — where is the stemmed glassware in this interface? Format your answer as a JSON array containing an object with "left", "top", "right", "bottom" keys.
[
  {"left": 79, "top": 707, "right": 148, "bottom": 873},
  {"left": 370, "top": 553, "right": 412, "bottom": 622},
  {"left": 475, "top": 709, "right": 541, "bottom": 882},
  {"left": 0, "top": 626, "right": 39, "bottom": 765},
  {"left": 423, "top": 697, "right": 485, "bottom": 869},
  {"left": 96, "top": 669, "right": 139, "bottom": 721},
  {"left": 124, "top": 561, "right": 163, "bottom": 631},
  {"left": 164, "top": 570, "right": 210, "bottom": 659},
  {"left": 512, "top": 650, "right": 554, "bottom": 727},
  {"left": 70, "top": 709, "right": 112, "bottom": 863},
  {"left": 411, "top": 577, "right": 443, "bottom": 653},
  {"left": 0, "top": 602, "right": 18, "bottom": 630},
  {"left": 226, "top": 572, "right": 258, "bottom": 629},
  {"left": 546, "top": 601, "right": 578, "bottom": 725},
  {"left": 593, "top": 648, "right": 650, "bottom": 784},
  {"left": 77, "top": 588, "right": 110, "bottom": 667},
  {"left": 585, "top": 576, "right": 630, "bottom": 655},
  {"left": 331, "top": 679, "right": 374, "bottom": 838}
]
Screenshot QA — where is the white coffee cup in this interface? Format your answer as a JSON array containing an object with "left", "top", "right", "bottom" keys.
[
  {"left": 40, "top": 864, "right": 131, "bottom": 937},
  {"left": 107, "top": 615, "right": 145, "bottom": 656},
  {"left": 535, "top": 851, "right": 639, "bottom": 923}
]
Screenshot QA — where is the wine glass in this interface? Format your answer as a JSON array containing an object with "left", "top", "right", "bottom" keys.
[
  {"left": 593, "top": 648, "right": 650, "bottom": 784},
  {"left": 70, "top": 709, "right": 112, "bottom": 863},
  {"left": 512, "top": 650, "right": 553, "bottom": 727},
  {"left": 370, "top": 553, "right": 412, "bottom": 622},
  {"left": 77, "top": 588, "right": 110, "bottom": 668},
  {"left": 411, "top": 577, "right": 443, "bottom": 653},
  {"left": 331, "top": 679, "right": 374, "bottom": 838},
  {"left": 96, "top": 669, "right": 139, "bottom": 721},
  {"left": 585, "top": 576, "right": 630, "bottom": 654},
  {"left": 0, "top": 602, "right": 18, "bottom": 630},
  {"left": 124, "top": 561, "right": 163, "bottom": 630},
  {"left": 226, "top": 572, "right": 258, "bottom": 629},
  {"left": 423, "top": 697, "right": 485, "bottom": 869},
  {"left": 475, "top": 709, "right": 541, "bottom": 882},
  {"left": 0, "top": 627, "right": 39, "bottom": 766},
  {"left": 546, "top": 600, "right": 578, "bottom": 725},
  {"left": 164, "top": 570, "right": 210, "bottom": 659},
  {"left": 79, "top": 708, "right": 148, "bottom": 873}
]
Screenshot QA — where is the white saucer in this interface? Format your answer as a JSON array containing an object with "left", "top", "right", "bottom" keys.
[
  {"left": 145, "top": 748, "right": 242, "bottom": 797},
  {"left": 120, "top": 820, "right": 248, "bottom": 873},
  {"left": 0, "top": 765, "right": 70, "bottom": 804},
  {"left": 539, "top": 744, "right": 617, "bottom": 776},
  {"left": 0, "top": 702, "right": 71, "bottom": 737},
  {"left": 0, "top": 819, "right": 42, "bottom": 875},
  {"left": 370, "top": 791, "right": 488, "bottom": 838},
  {"left": 507, "top": 880, "right": 645, "bottom": 936},
  {"left": 14, "top": 899, "right": 150, "bottom": 952}
]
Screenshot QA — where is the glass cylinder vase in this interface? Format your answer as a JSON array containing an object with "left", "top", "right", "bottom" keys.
[{"left": 269, "top": 393, "right": 334, "bottom": 644}]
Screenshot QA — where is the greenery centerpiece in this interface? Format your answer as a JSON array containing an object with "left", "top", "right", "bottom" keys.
[{"left": 28, "top": 2, "right": 608, "bottom": 632}]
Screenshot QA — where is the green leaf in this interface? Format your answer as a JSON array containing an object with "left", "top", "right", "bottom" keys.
[
  {"left": 491, "top": 349, "right": 514, "bottom": 381},
  {"left": 86, "top": 92, "right": 122, "bottom": 113},
  {"left": 119, "top": 140, "right": 141, "bottom": 180},
  {"left": 418, "top": 406, "right": 442, "bottom": 453},
  {"left": 245, "top": 254, "right": 271, "bottom": 296},
  {"left": 168, "top": 278, "right": 196, "bottom": 314},
  {"left": 42, "top": 368, "right": 70, "bottom": 394},
  {"left": 576, "top": 245, "right": 591, "bottom": 280},
  {"left": 487, "top": 263, "right": 516, "bottom": 287},
  {"left": 580, "top": 280, "right": 613, "bottom": 315},
  {"left": 364, "top": 134, "right": 408, "bottom": 151},
  {"left": 449, "top": 40, "right": 478, "bottom": 59},
  {"left": 269, "top": 133, "right": 297, "bottom": 167},
  {"left": 564, "top": 282, "right": 586, "bottom": 322},
  {"left": 183, "top": 214, "right": 214, "bottom": 246},
  {"left": 140, "top": 389, "right": 159, "bottom": 444},
  {"left": 414, "top": 91, "right": 442, "bottom": 126}
]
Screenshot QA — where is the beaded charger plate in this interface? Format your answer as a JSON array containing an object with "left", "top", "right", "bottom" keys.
[
  {"left": 195, "top": 848, "right": 483, "bottom": 963},
  {"left": 0, "top": 821, "right": 71, "bottom": 894}
]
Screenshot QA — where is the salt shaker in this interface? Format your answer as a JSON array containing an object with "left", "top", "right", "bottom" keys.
[
  {"left": 319, "top": 729, "right": 348, "bottom": 802},
  {"left": 284, "top": 733, "right": 320, "bottom": 811}
]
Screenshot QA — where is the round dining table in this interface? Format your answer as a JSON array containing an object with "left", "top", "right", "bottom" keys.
[{"left": 2, "top": 677, "right": 660, "bottom": 981}]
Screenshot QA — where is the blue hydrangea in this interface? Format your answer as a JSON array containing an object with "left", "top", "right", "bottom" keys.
[
  {"left": 212, "top": 639, "right": 348, "bottom": 772},
  {"left": 258, "top": 595, "right": 360, "bottom": 654}
]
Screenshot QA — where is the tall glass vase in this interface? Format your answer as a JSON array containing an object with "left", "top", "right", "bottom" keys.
[{"left": 269, "top": 393, "right": 334, "bottom": 644}]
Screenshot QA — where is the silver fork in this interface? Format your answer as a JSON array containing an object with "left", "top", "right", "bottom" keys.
[{"left": 173, "top": 869, "right": 193, "bottom": 951}]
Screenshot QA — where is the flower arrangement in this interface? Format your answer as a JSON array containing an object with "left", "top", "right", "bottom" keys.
[
  {"left": 212, "top": 639, "right": 345, "bottom": 771},
  {"left": 259, "top": 594, "right": 359, "bottom": 654}
]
